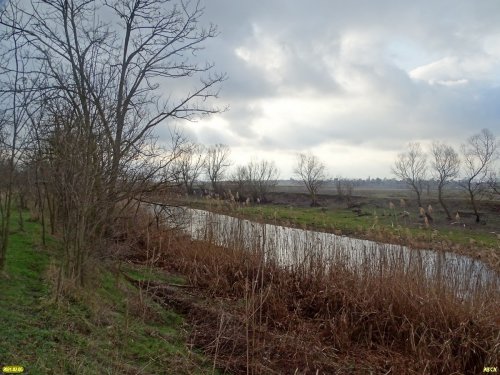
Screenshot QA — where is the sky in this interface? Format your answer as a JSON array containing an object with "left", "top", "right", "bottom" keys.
[
  {"left": 2, "top": 0, "right": 498, "bottom": 179},
  {"left": 163, "top": 0, "right": 500, "bottom": 179}
]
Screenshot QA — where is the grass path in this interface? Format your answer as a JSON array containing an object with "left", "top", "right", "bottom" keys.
[{"left": 0, "top": 216, "right": 214, "bottom": 374}]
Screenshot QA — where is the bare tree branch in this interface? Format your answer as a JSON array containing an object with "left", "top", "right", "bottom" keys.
[
  {"left": 294, "top": 153, "right": 326, "bottom": 207},
  {"left": 460, "top": 128, "right": 498, "bottom": 223},
  {"left": 430, "top": 141, "right": 460, "bottom": 220},
  {"left": 205, "top": 143, "right": 230, "bottom": 193},
  {"left": 392, "top": 142, "right": 427, "bottom": 208}
]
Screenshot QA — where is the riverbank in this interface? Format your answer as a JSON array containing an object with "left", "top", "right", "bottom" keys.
[
  {"left": 123, "top": 209, "right": 500, "bottom": 374},
  {"left": 0, "top": 213, "right": 215, "bottom": 374},
  {"left": 5, "top": 207, "right": 496, "bottom": 373},
  {"left": 183, "top": 198, "right": 500, "bottom": 273}
]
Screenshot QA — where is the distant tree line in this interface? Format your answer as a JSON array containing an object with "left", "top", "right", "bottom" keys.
[
  {"left": 392, "top": 128, "right": 498, "bottom": 222},
  {"left": 172, "top": 142, "right": 280, "bottom": 203}
]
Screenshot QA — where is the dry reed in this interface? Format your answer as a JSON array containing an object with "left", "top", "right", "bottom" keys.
[{"left": 120, "top": 206, "right": 500, "bottom": 374}]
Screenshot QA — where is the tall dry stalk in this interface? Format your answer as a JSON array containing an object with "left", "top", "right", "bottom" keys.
[{"left": 126, "top": 206, "right": 499, "bottom": 374}]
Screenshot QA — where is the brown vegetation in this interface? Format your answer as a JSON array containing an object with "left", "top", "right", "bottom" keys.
[{"left": 120, "top": 208, "right": 500, "bottom": 374}]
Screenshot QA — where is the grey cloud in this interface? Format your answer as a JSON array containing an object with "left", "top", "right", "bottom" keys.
[
  {"left": 157, "top": 0, "right": 500, "bottom": 175},
  {"left": 221, "top": 102, "right": 262, "bottom": 138},
  {"left": 194, "top": 124, "right": 234, "bottom": 146}
]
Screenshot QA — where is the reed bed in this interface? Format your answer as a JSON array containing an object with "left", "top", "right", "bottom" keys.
[{"left": 123, "top": 206, "right": 500, "bottom": 374}]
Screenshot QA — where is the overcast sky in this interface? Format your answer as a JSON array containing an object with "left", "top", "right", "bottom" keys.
[
  {"left": 1, "top": 1, "right": 497, "bottom": 179},
  {"left": 164, "top": 0, "right": 500, "bottom": 179}
]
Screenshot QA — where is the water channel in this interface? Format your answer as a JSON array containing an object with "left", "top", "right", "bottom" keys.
[{"left": 159, "top": 206, "right": 499, "bottom": 298}]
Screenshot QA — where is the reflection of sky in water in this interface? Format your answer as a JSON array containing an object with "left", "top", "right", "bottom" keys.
[{"left": 163, "top": 207, "right": 499, "bottom": 299}]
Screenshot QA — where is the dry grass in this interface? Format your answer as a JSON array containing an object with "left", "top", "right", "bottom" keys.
[{"left": 121, "top": 206, "right": 500, "bottom": 374}]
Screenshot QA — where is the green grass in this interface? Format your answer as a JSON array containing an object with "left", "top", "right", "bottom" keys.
[
  {"left": 0, "top": 214, "right": 214, "bottom": 374},
  {"left": 192, "top": 201, "right": 499, "bottom": 250},
  {"left": 122, "top": 263, "right": 187, "bottom": 285}
]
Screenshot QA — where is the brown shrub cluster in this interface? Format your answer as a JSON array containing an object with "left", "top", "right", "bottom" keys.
[{"left": 121, "top": 209, "right": 499, "bottom": 374}]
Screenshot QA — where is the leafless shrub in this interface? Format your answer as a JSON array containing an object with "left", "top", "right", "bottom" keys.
[
  {"left": 295, "top": 153, "right": 327, "bottom": 207},
  {"left": 233, "top": 159, "right": 279, "bottom": 202},
  {"left": 392, "top": 142, "right": 427, "bottom": 208},
  {"left": 460, "top": 129, "right": 498, "bottom": 223},
  {"left": 335, "top": 176, "right": 355, "bottom": 203}
]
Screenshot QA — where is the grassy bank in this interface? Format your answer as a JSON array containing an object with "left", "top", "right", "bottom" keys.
[
  {"left": 0, "top": 214, "right": 214, "bottom": 374},
  {"left": 237, "top": 203, "right": 499, "bottom": 245}
]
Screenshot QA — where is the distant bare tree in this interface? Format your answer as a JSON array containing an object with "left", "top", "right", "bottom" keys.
[
  {"left": 392, "top": 142, "right": 427, "bottom": 208},
  {"left": 489, "top": 169, "right": 499, "bottom": 196},
  {"left": 156, "top": 131, "right": 191, "bottom": 189},
  {"left": 295, "top": 153, "right": 326, "bottom": 207},
  {"left": 205, "top": 144, "right": 231, "bottom": 193},
  {"left": 176, "top": 142, "right": 205, "bottom": 195},
  {"left": 248, "top": 159, "right": 279, "bottom": 201},
  {"left": 335, "top": 176, "right": 354, "bottom": 202},
  {"left": 460, "top": 129, "right": 498, "bottom": 223},
  {"left": 231, "top": 165, "right": 248, "bottom": 199},
  {"left": 334, "top": 176, "right": 344, "bottom": 197},
  {"left": 430, "top": 142, "right": 460, "bottom": 220},
  {"left": 234, "top": 159, "right": 279, "bottom": 201}
]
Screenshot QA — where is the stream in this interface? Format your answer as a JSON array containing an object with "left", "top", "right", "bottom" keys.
[{"left": 158, "top": 206, "right": 499, "bottom": 297}]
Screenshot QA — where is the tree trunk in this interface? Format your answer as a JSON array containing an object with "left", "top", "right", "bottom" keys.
[
  {"left": 415, "top": 190, "right": 422, "bottom": 208},
  {"left": 437, "top": 185, "right": 452, "bottom": 220},
  {"left": 0, "top": 179, "right": 14, "bottom": 272},
  {"left": 310, "top": 192, "right": 319, "bottom": 207},
  {"left": 469, "top": 188, "right": 480, "bottom": 223}
]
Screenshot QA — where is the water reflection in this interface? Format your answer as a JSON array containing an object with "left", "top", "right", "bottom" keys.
[{"left": 164, "top": 206, "right": 499, "bottom": 297}]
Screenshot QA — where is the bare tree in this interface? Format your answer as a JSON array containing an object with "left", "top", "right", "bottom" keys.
[
  {"left": 489, "top": 169, "right": 499, "bottom": 196},
  {"left": 430, "top": 142, "right": 460, "bottom": 220},
  {"left": 392, "top": 142, "right": 427, "bottom": 208},
  {"left": 0, "top": 0, "right": 224, "bottom": 283},
  {"left": 460, "top": 129, "right": 498, "bottom": 223},
  {"left": 0, "top": 4, "right": 37, "bottom": 270},
  {"left": 234, "top": 159, "right": 279, "bottom": 202},
  {"left": 334, "top": 176, "right": 354, "bottom": 203},
  {"left": 295, "top": 153, "right": 326, "bottom": 207},
  {"left": 247, "top": 159, "right": 279, "bottom": 201},
  {"left": 205, "top": 144, "right": 230, "bottom": 193},
  {"left": 232, "top": 165, "right": 247, "bottom": 196},
  {"left": 334, "top": 176, "right": 344, "bottom": 198},
  {"left": 176, "top": 142, "right": 205, "bottom": 195}
]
